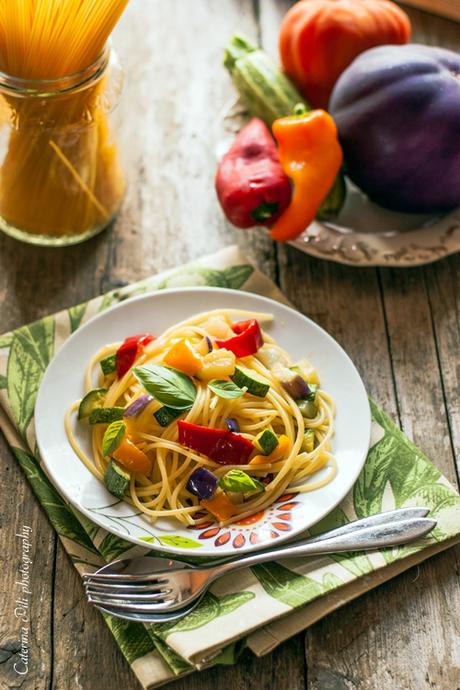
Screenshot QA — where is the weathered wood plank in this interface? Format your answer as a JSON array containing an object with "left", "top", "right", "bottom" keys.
[
  {"left": 258, "top": 2, "right": 460, "bottom": 689},
  {"left": 424, "top": 254, "right": 460, "bottom": 477},
  {"left": 0, "top": 438, "right": 54, "bottom": 690}
]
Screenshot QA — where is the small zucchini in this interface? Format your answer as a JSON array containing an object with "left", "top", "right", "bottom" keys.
[
  {"left": 254, "top": 429, "right": 279, "bottom": 455},
  {"left": 231, "top": 366, "right": 270, "bottom": 397},
  {"left": 100, "top": 354, "right": 117, "bottom": 376},
  {"left": 104, "top": 460, "right": 130, "bottom": 499},
  {"left": 89, "top": 407, "right": 125, "bottom": 424},
  {"left": 78, "top": 388, "right": 107, "bottom": 420}
]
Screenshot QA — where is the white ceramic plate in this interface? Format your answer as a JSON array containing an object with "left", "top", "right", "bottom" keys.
[
  {"left": 35, "top": 288, "right": 371, "bottom": 556},
  {"left": 290, "top": 180, "right": 460, "bottom": 267}
]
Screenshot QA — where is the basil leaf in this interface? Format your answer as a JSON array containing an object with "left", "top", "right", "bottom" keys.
[
  {"left": 208, "top": 380, "right": 244, "bottom": 400},
  {"left": 133, "top": 364, "right": 196, "bottom": 410},
  {"left": 218, "top": 469, "right": 265, "bottom": 494},
  {"left": 102, "top": 421, "right": 126, "bottom": 457}
]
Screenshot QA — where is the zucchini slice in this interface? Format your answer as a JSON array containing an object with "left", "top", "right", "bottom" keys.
[
  {"left": 254, "top": 429, "right": 279, "bottom": 455},
  {"left": 154, "top": 406, "right": 182, "bottom": 427},
  {"left": 104, "top": 460, "right": 130, "bottom": 498},
  {"left": 100, "top": 354, "right": 117, "bottom": 376},
  {"left": 297, "top": 399, "right": 318, "bottom": 420},
  {"left": 231, "top": 366, "right": 269, "bottom": 398},
  {"left": 89, "top": 407, "right": 125, "bottom": 424},
  {"left": 302, "top": 429, "right": 315, "bottom": 453},
  {"left": 78, "top": 388, "right": 107, "bottom": 420}
]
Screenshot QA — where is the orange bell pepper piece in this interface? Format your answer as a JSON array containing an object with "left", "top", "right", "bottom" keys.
[
  {"left": 250, "top": 434, "right": 291, "bottom": 465},
  {"left": 113, "top": 437, "right": 152, "bottom": 474},
  {"left": 269, "top": 110, "right": 343, "bottom": 241},
  {"left": 163, "top": 339, "right": 202, "bottom": 376},
  {"left": 201, "top": 491, "right": 238, "bottom": 522}
]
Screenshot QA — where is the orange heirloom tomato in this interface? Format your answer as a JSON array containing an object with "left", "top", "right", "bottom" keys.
[
  {"left": 163, "top": 339, "right": 202, "bottom": 376},
  {"left": 113, "top": 437, "right": 152, "bottom": 474},
  {"left": 279, "top": 0, "right": 411, "bottom": 108}
]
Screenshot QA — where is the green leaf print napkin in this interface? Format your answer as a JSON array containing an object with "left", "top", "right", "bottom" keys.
[{"left": 1, "top": 245, "right": 459, "bottom": 689}]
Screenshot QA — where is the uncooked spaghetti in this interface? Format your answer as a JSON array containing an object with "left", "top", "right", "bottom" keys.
[
  {"left": 0, "top": 1, "right": 129, "bottom": 242},
  {"left": 66, "top": 309, "right": 336, "bottom": 526}
]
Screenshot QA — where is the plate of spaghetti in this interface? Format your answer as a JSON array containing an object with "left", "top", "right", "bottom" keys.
[{"left": 35, "top": 288, "right": 371, "bottom": 555}]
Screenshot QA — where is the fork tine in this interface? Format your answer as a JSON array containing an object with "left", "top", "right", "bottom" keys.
[
  {"left": 84, "top": 580, "right": 171, "bottom": 593},
  {"left": 86, "top": 588, "right": 173, "bottom": 603},
  {"left": 82, "top": 572, "right": 170, "bottom": 584},
  {"left": 86, "top": 595, "right": 177, "bottom": 612}
]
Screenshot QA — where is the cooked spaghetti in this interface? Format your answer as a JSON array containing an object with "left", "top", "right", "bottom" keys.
[
  {"left": 66, "top": 309, "right": 336, "bottom": 526},
  {"left": 0, "top": 1, "right": 129, "bottom": 241}
]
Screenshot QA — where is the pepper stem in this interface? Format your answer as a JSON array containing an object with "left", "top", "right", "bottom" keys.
[{"left": 293, "top": 103, "right": 309, "bottom": 117}]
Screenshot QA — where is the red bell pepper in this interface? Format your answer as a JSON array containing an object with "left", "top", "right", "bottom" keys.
[
  {"left": 178, "top": 421, "right": 253, "bottom": 465},
  {"left": 215, "top": 319, "right": 263, "bottom": 358},
  {"left": 215, "top": 117, "right": 292, "bottom": 229},
  {"left": 116, "top": 334, "right": 154, "bottom": 379}
]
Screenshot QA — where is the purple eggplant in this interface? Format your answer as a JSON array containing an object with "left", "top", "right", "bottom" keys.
[
  {"left": 329, "top": 44, "right": 460, "bottom": 213},
  {"left": 123, "top": 394, "right": 153, "bottom": 417},
  {"left": 225, "top": 417, "right": 240, "bottom": 433},
  {"left": 186, "top": 468, "right": 218, "bottom": 500}
]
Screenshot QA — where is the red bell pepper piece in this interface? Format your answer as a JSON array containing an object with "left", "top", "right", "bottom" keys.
[
  {"left": 116, "top": 334, "right": 154, "bottom": 379},
  {"left": 215, "top": 319, "right": 263, "bottom": 358},
  {"left": 178, "top": 421, "right": 253, "bottom": 465},
  {"left": 215, "top": 118, "right": 292, "bottom": 229}
]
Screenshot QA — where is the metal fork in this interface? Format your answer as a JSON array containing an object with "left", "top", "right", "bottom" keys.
[{"left": 83, "top": 508, "right": 435, "bottom": 620}]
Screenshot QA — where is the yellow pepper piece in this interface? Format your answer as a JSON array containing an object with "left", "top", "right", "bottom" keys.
[
  {"left": 163, "top": 339, "right": 202, "bottom": 376},
  {"left": 113, "top": 437, "right": 152, "bottom": 474},
  {"left": 270, "top": 110, "right": 343, "bottom": 241},
  {"left": 250, "top": 434, "right": 291, "bottom": 465},
  {"left": 202, "top": 491, "right": 238, "bottom": 522}
]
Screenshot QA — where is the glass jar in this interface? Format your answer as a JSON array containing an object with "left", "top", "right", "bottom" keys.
[{"left": 0, "top": 46, "right": 125, "bottom": 246}]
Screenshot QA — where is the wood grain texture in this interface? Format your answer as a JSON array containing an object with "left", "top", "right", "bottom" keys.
[
  {"left": 258, "top": 3, "right": 460, "bottom": 690},
  {"left": 0, "top": 1, "right": 459, "bottom": 690}
]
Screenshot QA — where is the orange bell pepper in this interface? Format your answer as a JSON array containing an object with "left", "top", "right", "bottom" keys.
[
  {"left": 269, "top": 110, "right": 343, "bottom": 242},
  {"left": 113, "top": 437, "right": 152, "bottom": 474},
  {"left": 163, "top": 339, "right": 202, "bottom": 376},
  {"left": 250, "top": 434, "right": 291, "bottom": 465},
  {"left": 201, "top": 491, "right": 238, "bottom": 522}
]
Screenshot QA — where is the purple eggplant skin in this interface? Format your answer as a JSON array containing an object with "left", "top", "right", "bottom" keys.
[{"left": 329, "top": 44, "right": 460, "bottom": 213}]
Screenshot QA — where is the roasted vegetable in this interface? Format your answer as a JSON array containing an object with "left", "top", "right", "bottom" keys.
[
  {"left": 215, "top": 318, "right": 264, "bottom": 357},
  {"left": 223, "top": 33, "right": 346, "bottom": 221},
  {"left": 163, "top": 339, "right": 202, "bottom": 376},
  {"left": 201, "top": 491, "right": 238, "bottom": 522},
  {"left": 215, "top": 118, "right": 292, "bottom": 228},
  {"left": 186, "top": 467, "right": 219, "bottom": 500},
  {"left": 78, "top": 388, "right": 107, "bottom": 420},
  {"left": 330, "top": 44, "right": 460, "bottom": 213},
  {"left": 104, "top": 461, "right": 130, "bottom": 499},
  {"left": 113, "top": 437, "right": 152, "bottom": 474},
  {"left": 116, "top": 334, "right": 154, "bottom": 379},
  {"left": 123, "top": 394, "right": 153, "bottom": 418},
  {"left": 178, "top": 421, "right": 254, "bottom": 465},
  {"left": 279, "top": 0, "right": 410, "bottom": 108},
  {"left": 254, "top": 429, "right": 279, "bottom": 455},
  {"left": 231, "top": 366, "right": 270, "bottom": 398}
]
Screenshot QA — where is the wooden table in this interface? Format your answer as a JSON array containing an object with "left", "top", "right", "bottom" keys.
[{"left": 1, "top": 2, "right": 459, "bottom": 688}]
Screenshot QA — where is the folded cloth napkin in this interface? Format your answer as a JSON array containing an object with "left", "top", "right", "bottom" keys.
[{"left": 1, "top": 245, "right": 459, "bottom": 689}]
